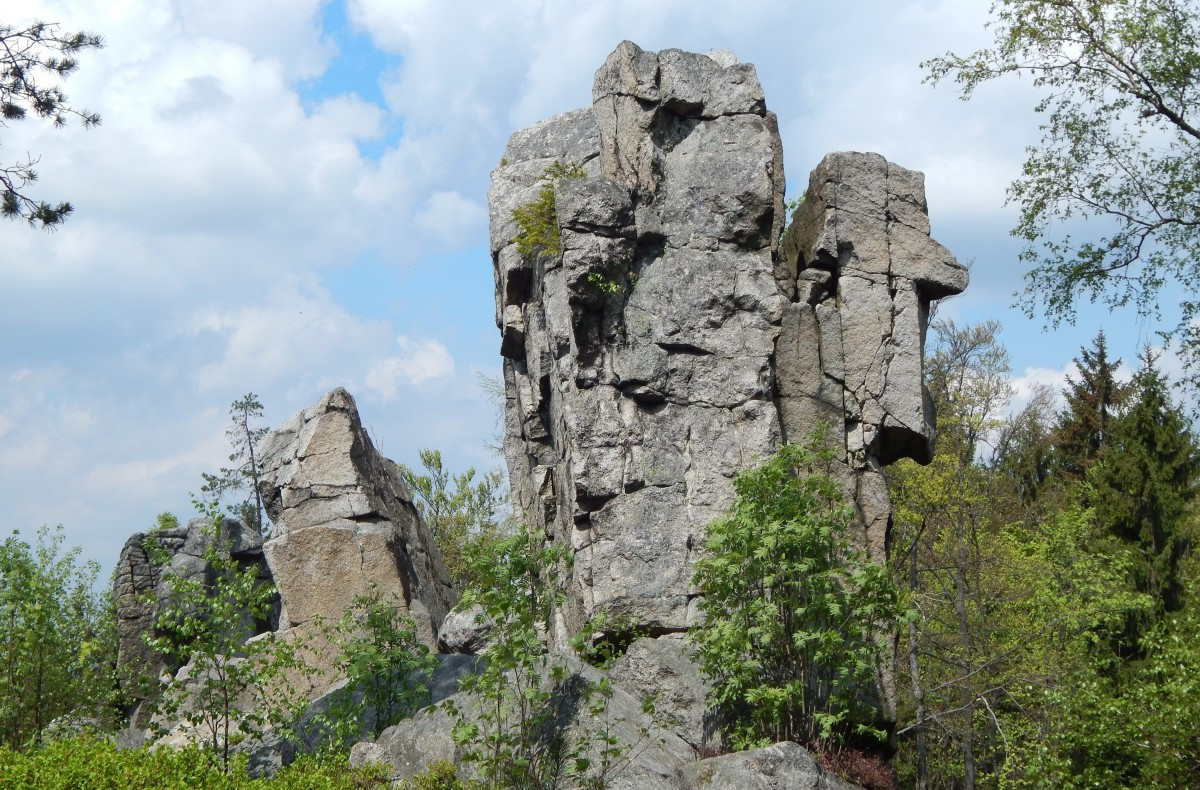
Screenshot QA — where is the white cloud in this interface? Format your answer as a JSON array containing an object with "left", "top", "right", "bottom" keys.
[
  {"left": 1009, "top": 364, "right": 1073, "bottom": 417},
  {"left": 416, "top": 191, "right": 487, "bottom": 244},
  {"left": 0, "top": 0, "right": 1098, "bottom": 576},
  {"left": 187, "top": 279, "right": 394, "bottom": 397},
  {"left": 366, "top": 336, "right": 455, "bottom": 399}
]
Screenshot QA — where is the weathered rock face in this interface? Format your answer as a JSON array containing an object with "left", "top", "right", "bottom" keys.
[
  {"left": 681, "top": 741, "right": 864, "bottom": 790},
  {"left": 777, "top": 151, "right": 968, "bottom": 564},
  {"left": 112, "top": 516, "right": 271, "bottom": 721},
  {"left": 492, "top": 41, "right": 966, "bottom": 657},
  {"left": 493, "top": 42, "right": 787, "bottom": 640},
  {"left": 257, "top": 387, "right": 455, "bottom": 648}
]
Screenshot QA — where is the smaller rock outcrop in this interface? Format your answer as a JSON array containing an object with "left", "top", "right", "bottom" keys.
[
  {"left": 257, "top": 387, "right": 456, "bottom": 649},
  {"left": 112, "top": 516, "right": 271, "bottom": 723}
]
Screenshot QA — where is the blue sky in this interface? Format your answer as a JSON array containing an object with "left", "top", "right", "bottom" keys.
[{"left": 1, "top": 0, "right": 1169, "bottom": 574}]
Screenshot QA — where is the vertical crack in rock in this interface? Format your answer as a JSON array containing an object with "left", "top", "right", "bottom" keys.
[
  {"left": 493, "top": 42, "right": 968, "bottom": 726},
  {"left": 494, "top": 42, "right": 784, "bottom": 638}
]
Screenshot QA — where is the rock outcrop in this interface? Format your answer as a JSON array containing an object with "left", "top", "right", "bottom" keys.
[
  {"left": 680, "top": 741, "right": 864, "bottom": 790},
  {"left": 257, "top": 387, "right": 455, "bottom": 649},
  {"left": 112, "top": 516, "right": 272, "bottom": 723},
  {"left": 114, "top": 387, "right": 456, "bottom": 737},
  {"left": 351, "top": 636, "right": 866, "bottom": 789},
  {"left": 491, "top": 40, "right": 966, "bottom": 660}
]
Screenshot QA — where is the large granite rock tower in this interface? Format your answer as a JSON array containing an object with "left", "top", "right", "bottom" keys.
[{"left": 491, "top": 42, "right": 966, "bottom": 663}]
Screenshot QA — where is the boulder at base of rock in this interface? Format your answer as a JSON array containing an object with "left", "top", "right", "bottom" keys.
[{"left": 681, "top": 741, "right": 864, "bottom": 790}]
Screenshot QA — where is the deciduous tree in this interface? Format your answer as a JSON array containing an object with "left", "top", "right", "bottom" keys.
[
  {"left": 925, "top": 0, "right": 1200, "bottom": 386},
  {"left": 399, "top": 449, "right": 506, "bottom": 590},
  {"left": 0, "top": 525, "right": 115, "bottom": 748},
  {"left": 692, "top": 434, "right": 904, "bottom": 751}
]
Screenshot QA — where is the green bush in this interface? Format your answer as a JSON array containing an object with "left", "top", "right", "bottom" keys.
[
  {"left": 305, "top": 587, "right": 438, "bottom": 750},
  {"left": 398, "top": 759, "right": 479, "bottom": 789},
  {"left": 398, "top": 449, "right": 508, "bottom": 591},
  {"left": 144, "top": 504, "right": 314, "bottom": 772},
  {"left": 446, "top": 531, "right": 647, "bottom": 789},
  {"left": 691, "top": 434, "right": 905, "bottom": 750},
  {"left": 0, "top": 735, "right": 390, "bottom": 788}
]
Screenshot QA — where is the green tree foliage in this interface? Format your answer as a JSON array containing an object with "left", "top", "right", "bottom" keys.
[
  {"left": 1002, "top": 556, "right": 1200, "bottom": 788},
  {"left": 925, "top": 0, "right": 1200, "bottom": 385},
  {"left": 890, "top": 321, "right": 1147, "bottom": 789},
  {"left": 992, "top": 382, "right": 1058, "bottom": 503},
  {"left": 202, "top": 394, "right": 270, "bottom": 537},
  {"left": 1091, "top": 350, "right": 1200, "bottom": 651},
  {"left": 399, "top": 449, "right": 507, "bottom": 590},
  {"left": 0, "top": 525, "right": 116, "bottom": 749},
  {"left": 144, "top": 507, "right": 310, "bottom": 773},
  {"left": 446, "top": 531, "right": 640, "bottom": 789},
  {"left": 923, "top": 319, "right": 1013, "bottom": 462},
  {"left": 307, "top": 588, "right": 438, "bottom": 749},
  {"left": 448, "top": 531, "right": 573, "bottom": 787},
  {"left": 0, "top": 20, "right": 102, "bottom": 228},
  {"left": 691, "top": 436, "right": 904, "bottom": 751},
  {"left": 511, "top": 161, "right": 586, "bottom": 259},
  {"left": 1051, "top": 331, "right": 1130, "bottom": 481}
]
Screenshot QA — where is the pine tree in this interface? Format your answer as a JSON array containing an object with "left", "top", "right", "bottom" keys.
[
  {"left": 1091, "top": 350, "right": 1199, "bottom": 652},
  {"left": 201, "top": 394, "right": 269, "bottom": 537},
  {"left": 1051, "top": 331, "right": 1129, "bottom": 482},
  {"left": 1, "top": 21, "right": 103, "bottom": 228}
]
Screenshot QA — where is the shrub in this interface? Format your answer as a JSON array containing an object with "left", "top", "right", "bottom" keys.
[
  {"left": 0, "top": 734, "right": 390, "bottom": 788},
  {"left": 0, "top": 525, "right": 117, "bottom": 749},
  {"left": 306, "top": 587, "right": 438, "bottom": 750},
  {"left": 691, "top": 434, "right": 905, "bottom": 751},
  {"left": 511, "top": 161, "right": 585, "bottom": 260},
  {"left": 144, "top": 505, "right": 313, "bottom": 773},
  {"left": 446, "top": 531, "right": 648, "bottom": 789}
]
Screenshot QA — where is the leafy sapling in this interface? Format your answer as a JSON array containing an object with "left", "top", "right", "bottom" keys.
[
  {"left": 305, "top": 587, "right": 438, "bottom": 751},
  {"left": 446, "top": 532, "right": 651, "bottom": 789},
  {"left": 143, "top": 501, "right": 310, "bottom": 773},
  {"left": 691, "top": 432, "right": 906, "bottom": 751}
]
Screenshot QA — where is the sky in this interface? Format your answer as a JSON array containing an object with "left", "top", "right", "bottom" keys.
[{"left": 1, "top": 0, "right": 1168, "bottom": 575}]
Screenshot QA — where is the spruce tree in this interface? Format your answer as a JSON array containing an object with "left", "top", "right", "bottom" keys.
[
  {"left": 1051, "top": 331, "right": 1129, "bottom": 482},
  {"left": 1091, "top": 350, "right": 1199, "bottom": 652}
]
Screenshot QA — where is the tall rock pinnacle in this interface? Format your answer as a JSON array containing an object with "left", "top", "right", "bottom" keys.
[{"left": 491, "top": 41, "right": 967, "bottom": 716}]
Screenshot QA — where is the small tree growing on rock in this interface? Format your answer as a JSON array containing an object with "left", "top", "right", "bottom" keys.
[
  {"left": 201, "top": 393, "right": 269, "bottom": 537},
  {"left": 304, "top": 586, "right": 438, "bottom": 751},
  {"left": 143, "top": 504, "right": 309, "bottom": 773}
]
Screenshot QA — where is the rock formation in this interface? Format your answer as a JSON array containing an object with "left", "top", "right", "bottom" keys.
[
  {"left": 115, "top": 387, "right": 456, "bottom": 732},
  {"left": 351, "top": 636, "right": 864, "bottom": 789},
  {"left": 492, "top": 39, "right": 966, "bottom": 660},
  {"left": 112, "top": 516, "right": 272, "bottom": 723},
  {"left": 257, "top": 387, "right": 455, "bottom": 649}
]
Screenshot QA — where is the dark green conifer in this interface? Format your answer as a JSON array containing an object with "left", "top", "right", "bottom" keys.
[
  {"left": 1091, "top": 350, "right": 1199, "bottom": 653},
  {"left": 1051, "top": 331, "right": 1130, "bottom": 481}
]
